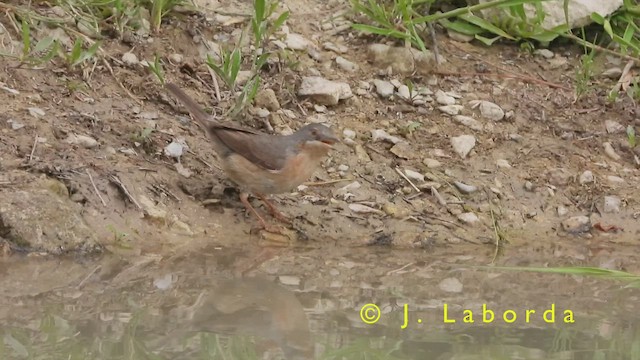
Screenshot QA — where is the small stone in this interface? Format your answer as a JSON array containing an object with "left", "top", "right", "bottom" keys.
[
  {"left": 457, "top": 212, "right": 479, "bottom": 225},
  {"left": 606, "top": 175, "right": 624, "bottom": 186},
  {"left": 65, "top": 134, "right": 99, "bottom": 148},
  {"left": 557, "top": 205, "right": 569, "bottom": 216},
  {"left": 349, "top": 203, "right": 384, "bottom": 215},
  {"left": 284, "top": 33, "right": 310, "bottom": 50},
  {"left": 534, "top": 49, "right": 554, "bottom": 59},
  {"left": 496, "top": 159, "right": 511, "bottom": 168},
  {"left": 168, "top": 53, "right": 183, "bottom": 63},
  {"left": 139, "top": 195, "right": 167, "bottom": 221},
  {"left": 175, "top": 163, "right": 192, "bottom": 178},
  {"left": 298, "top": 76, "right": 352, "bottom": 106},
  {"left": 603, "top": 195, "right": 621, "bottom": 213},
  {"left": 435, "top": 90, "right": 456, "bottom": 105},
  {"left": 453, "top": 115, "right": 483, "bottom": 131},
  {"left": 439, "top": 277, "right": 463, "bottom": 293},
  {"left": 371, "top": 129, "right": 402, "bottom": 144},
  {"left": 478, "top": 101, "right": 504, "bottom": 121},
  {"left": 438, "top": 105, "right": 464, "bottom": 115},
  {"left": 603, "top": 142, "right": 621, "bottom": 161},
  {"left": 454, "top": 181, "right": 478, "bottom": 194},
  {"left": 343, "top": 129, "right": 356, "bottom": 139},
  {"left": 373, "top": 79, "right": 394, "bottom": 98},
  {"left": 254, "top": 107, "right": 270, "bottom": 118},
  {"left": 404, "top": 169, "right": 424, "bottom": 182},
  {"left": 548, "top": 168, "right": 572, "bottom": 187},
  {"left": 561, "top": 216, "right": 591, "bottom": 234},
  {"left": 121, "top": 52, "right": 139, "bottom": 66},
  {"left": 450, "top": 135, "right": 476, "bottom": 159},
  {"left": 164, "top": 140, "right": 187, "bottom": 159},
  {"left": 390, "top": 142, "right": 417, "bottom": 159},
  {"left": 396, "top": 85, "right": 411, "bottom": 101},
  {"left": 579, "top": 170, "right": 594, "bottom": 184},
  {"left": 524, "top": 181, "right": 535, "bottom": 192},
  {"left": 605, "top": 120, "right": 625, "bottom": 134},
  {"left": 28, "top": 107, "right": 45, "bottom": 118},
  {"left": 255, "top": 88, "right": 280, "bottom": 111},
  {"left": 279, "top": 275, "right": 301, "bottom": 286},
  {"left": 336, "top": 56, "right": 358, "bottom": 72},
  {"left": 337, "top": 164, "right": 349, "bottom": 172},
  {"left": 153, "top": 274, "right": 174, "bottom": 290},
  {"left": 314, "top": 104, "right": 326, "bottom": 113},
  {"left": 423, "top": 158, "right": 441, "bottom": 168},
  {"left": 8, "top": 119, "right": 25, "bottom": 130}
]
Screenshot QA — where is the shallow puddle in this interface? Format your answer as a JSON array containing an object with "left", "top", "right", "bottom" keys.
[{"left": 0, "top": 243, "right": 638, "bottom": 360}]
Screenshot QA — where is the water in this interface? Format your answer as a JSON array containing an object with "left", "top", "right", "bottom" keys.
[{"left": 0, "top": 244, "right": 638, "bottom": 359}]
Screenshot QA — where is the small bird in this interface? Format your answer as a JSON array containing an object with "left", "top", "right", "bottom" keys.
[{"left": 165, "top": 82, "right": 339, "bottom": 233}]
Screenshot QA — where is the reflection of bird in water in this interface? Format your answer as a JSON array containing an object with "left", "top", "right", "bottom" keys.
[{"left": 157, "top": 276, "right": 314, "bottom": 360}]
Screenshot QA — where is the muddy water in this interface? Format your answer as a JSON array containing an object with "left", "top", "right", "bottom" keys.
[{"left": 0, "top": 243, "right": 638, "bottom": 360}]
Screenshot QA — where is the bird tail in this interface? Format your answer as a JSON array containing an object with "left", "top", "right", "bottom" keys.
[{"left": 165, "top": 82, "right": 217, "bottom": 130}]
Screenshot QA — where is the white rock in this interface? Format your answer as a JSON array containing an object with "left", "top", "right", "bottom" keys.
[
  {"left": 371, "top": 129, "right": 402, "bottom": 144},
  {"left": 603, "top": 142, "right": 621, "bottom": 161},
  {"left": 164, "top": 140, "right": 188, "bottom": 159},
  {"left": 343, "top": 129, "right": 356, "bottom": 139},
  {"left": 65, "top": 134, "right": 99, "bottom": 148},
  {"left": 457, "top": 212, "right": 479, "bottom": 225},
  {"left": 8, "top": 119, "right": 24, "bottom": 130},
  {"left": 435, "top": 90, "right": 456, "bottom": 105},
  {"left": 298, "top": 76, "right": 352, "bottom": 106},
  {"left": 534, "top": 49, "right": 555, "bottom": 59},
  {"left": 168, "top": 53, "right": 183, "bottom": 63},
  {"left": 605, "top": 120, "right": 625, "bottom": 134},
  {"left": 454, "top": 181, "right": 478, "bottom": 194},
  {"left": 284, "top": 33, "right": 311, "bottom": 50},
  {"left": 454, "top": 115, "right": 483, "bottom": 131},
  {"left": 561, "top": 215, "right": 591, "bottom": 234},
  {"left": 336, "top": 56, "right": 358, "bottom": 72},
  {"left": 121, "top": 52, "right": 139, "bottom": 66},
  {"left": 153, "top": 274, "right": 174, "bottom": 290},
  {"left": 337, "top": 164, "right": 349, "bottom": 172},
  {"left": 496, "top": 159, "right": 512, "bottom": 168},
  {"left": 28, "top": 107, "right": 45, "bottom": 118},
  {"left": 396, "top": 85, "right": 411, "bottom": 100},
  {"left": 349, "top": 203, "right": 384, "bottom": 215},
  {"left": 404, "top": 169, "right": 424, "bottom": 182},
  {"left": 469, "top": 100, "right": 505, "bottom": 121},
  {"left": 579, "top": 170, "right": 594, "bottom": 184},
  {"left": 451, "top": 135, "right": 476, "bottom": 159},
  {"left": 423, "top": 158, "right": 441, "bottom": 168},
  {"left": 557, "top": 206, "right": 569, "bottom": 216},
  {"left": 279, "top": 275, "right": 301, "bottom": 286},
  {"left": 438, "top": 277, "right": 463, "bottom": 293},
  {"left": 606, "top": 175, "right": 625, "bottom": 186},
  {"left": 603, "top": 195, "right": 621, "bottom": 213},
  {"left": 438, "top": 105, "right": 464, "bottom": 115},
  {"left": 373, "top": 79, "right": 394, "bottom": 98}
]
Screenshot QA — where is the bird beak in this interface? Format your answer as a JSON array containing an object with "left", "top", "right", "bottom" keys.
[{"left": 321, "top": 134, "right": 341, "bottom": 146}]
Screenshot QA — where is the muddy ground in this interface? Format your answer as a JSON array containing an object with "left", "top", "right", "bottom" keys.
[{"left": 1, "top": 1, "right": 640, "bottom": 276}]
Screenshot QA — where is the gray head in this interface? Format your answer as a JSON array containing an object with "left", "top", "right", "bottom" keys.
[{"left": 293, "top": 123, "right": 340, "bottom": 145}]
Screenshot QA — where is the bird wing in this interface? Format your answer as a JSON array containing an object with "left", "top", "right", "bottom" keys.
[{"left": 213, "top": 129, "right": 293, "bottom": 171}]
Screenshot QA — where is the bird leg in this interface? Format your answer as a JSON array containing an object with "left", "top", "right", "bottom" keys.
[
  {"left": 239, "top": 192, "right": 286, "bottom": 233},
  {"left": 256, "top": 193, "right": 291, "bottom": 224}
]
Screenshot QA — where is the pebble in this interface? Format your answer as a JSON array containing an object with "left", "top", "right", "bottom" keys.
[
  {"left": 606, "top": 175, "right": 624, "bottom": 186},
  {"left": 496, "top": 159, "right": 511, "bottom": 168},
  {"left": 336, "top": 56, "right": 358, "bottom": 72},
  {"left": 453, "top": 115, "right": 483, "bottom": 131},
  {"left": 373, "top": 79, "right": 394, "bottom": 98},
  {"left": 139, "top": 195, "right": 167, "bottom": 221},
  {"left": 390, "top": 142, "right": 416, "bottom": 159},
  {"left": 8, "top": 119, "right": 24, "bottom": 130},
  {"left": 557, "top": 205, "right": 569, "bottom": 216},
  {"left": 603, "top": 195, "right": 621, "bottom": 213},
  {"left": 605, "top": 120, "right": 625, "bottom": 134},
  {"left": 561, "top": 216, "right": 591, "bottom": 234},
  {"left": 423, "top": 158, "right": 441, "bottom": 168},
  {"left": 371, "top": 129, "right": 402, "bottom": 144},
  {"left": 438, "top": 105, "right": 464, "bottom": 115},
  {"left": 579, "top": 170, "right": 594, "bottom": 184},
  {"left": 454, "top": 181, "right": 478, "bottom": 194},
  {"left": 477, "top": 100, "right": 505, "bottom": 121},
  {"left": 343, "top": 129, "right": 356, "bottom": 139},
  {"left": 524, "top": 181, "right": 535, "bottom": 192},
  {"left": 457, "top": 212, "right": 479, "bottom": 225},
  {"left": 28, "top": 107, "right": 45, "bottom": 118},
  {"left": 396, "top": 85, "right": 411, "bottom": 100},
  {"left": 534, "top": 49, "right": 554, "bottom": 59},
  {"left": 349, "top": 203, "right": 384, "bottom": 215},
  {"left": 435, "top": 90, "right": 456, "bottom": 105},
  {"left": 337, "top": 164, "right": 349, "bottom": 172},
  {"left": 603, "top": 142, "right": 621, "bottom": 160},
  {"left": 314, "top": 104, "right": 326, "bottom": 113},
  {"left": 284, "top": 33, "right": 311, "bottom": 50},
  {"left": 65, "top": 134, "right": 99, "bottom": 148},
  {"left": 298, "top": 76, "right": 352, "bottom": 106},
  {"left": 254, "top": 107, "right": 270, "bottom": 118},
  {"left": 438, "top": 277, "right": 463, "bottom": 293},
  {"left": 121, "top": 52, "right": 139, "bottom": 66},
  {"left": 450, "top": 135, "right": 476, "bottom": 159},
  {"left": 168, "top": 53, "right": 183, "bottom": 63},
  {"left": 164, "top": 140, "right": 187, "bottom": 159},
  {"left": 255, "top": 88, "right": 280, "bottom": 111},
  {"left": 404, "top": 169, "right": 424, "bottom": 182},
  {"left": 279, "top": 275, "right": 301, "bottom": 286}
]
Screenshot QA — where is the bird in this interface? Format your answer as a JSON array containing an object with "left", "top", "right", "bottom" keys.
[{"left": 165, "top": 82, "right": 339, "bottom": 233}]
